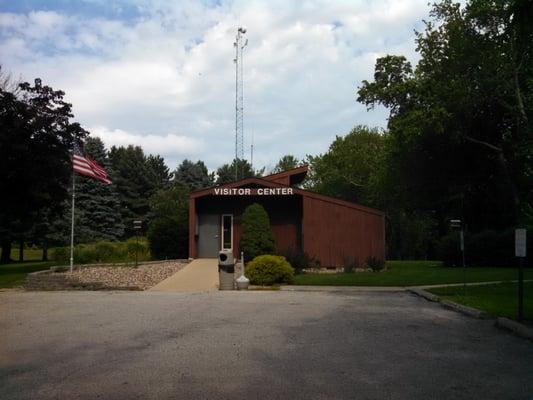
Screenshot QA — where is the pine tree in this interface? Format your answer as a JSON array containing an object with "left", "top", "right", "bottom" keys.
[
  {"left": 74, "top": 137, "right": 124, "bottom": 242},
  {"left": 173, "top": 159, "right": 214, "bottom": 190}
]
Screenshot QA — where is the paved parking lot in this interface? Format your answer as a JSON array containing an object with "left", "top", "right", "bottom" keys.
[{"left": 1, "top": 289, "right": 532, "bottom": 400}]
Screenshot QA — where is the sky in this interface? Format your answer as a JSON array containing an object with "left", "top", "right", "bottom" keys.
[{"left": 0, "top": 0, "right": 431, "bottom": 172}]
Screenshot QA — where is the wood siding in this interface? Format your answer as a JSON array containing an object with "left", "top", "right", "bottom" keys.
[{"left": 302, "top": 196, "right": 385, "bottom": 266}]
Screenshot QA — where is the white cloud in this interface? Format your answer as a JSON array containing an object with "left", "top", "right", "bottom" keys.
[
  {"left": 90, "top": 126, "right": 204, "bottom": 156},
  {"left": 0, "top": 0, "right": 430, "bottom": 170}
]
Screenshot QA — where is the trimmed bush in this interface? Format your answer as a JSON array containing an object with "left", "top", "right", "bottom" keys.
[
  {"left": 246, "top": 255, "right": 294, "bottom": 286},
  {"left": 281, "top": 247, "right": 319, "bottom": 273},
  {"left": 240, "top": 203, "right": 275, "bottom": 262}
]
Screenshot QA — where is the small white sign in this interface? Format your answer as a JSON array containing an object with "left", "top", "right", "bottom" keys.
[{"left": 515, "top": 229, "right": 527, "bottom": 258}]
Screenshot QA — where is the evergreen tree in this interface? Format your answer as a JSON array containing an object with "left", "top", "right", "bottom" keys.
[
  {"left": 173, "top": 159, "right": 214, "bottom": 191},
  {"left": 73, "top": 137, "right": 124, "bottom": 242},
  {"left": 147, "top": 154, "right": 171, "bottom": 190},
  {"left": 216, "top": 159, "right": 263, "bottom": 185},
  {"left": 239, "top": 203, "right": 275, "bottom": 261}
]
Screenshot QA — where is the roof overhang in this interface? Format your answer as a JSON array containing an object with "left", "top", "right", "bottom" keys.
[{"left": 190, "top": 176, "right": 384, "bottom": 217}]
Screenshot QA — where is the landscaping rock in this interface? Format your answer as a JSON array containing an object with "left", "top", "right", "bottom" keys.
[{"left": 26, "top": 260, "right": 187, "bottom": 291}]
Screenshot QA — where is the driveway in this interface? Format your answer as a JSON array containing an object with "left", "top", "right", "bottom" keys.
[{"left": 1, "top": 290, "right": 532, "bottom": 400}]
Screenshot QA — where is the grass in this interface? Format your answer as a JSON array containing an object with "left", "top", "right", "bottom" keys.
[
  {"left": 8, "top": 247, "right": 46, "bottom": 262},
  {"left": 0, "top": 261, "right": 56, "bottom": 288},
  {"left": 428, "top": 282, "right": 533, "bottom": 320},
  {"left": 293, "top": 260, "right": 533, "bottom": 287}
]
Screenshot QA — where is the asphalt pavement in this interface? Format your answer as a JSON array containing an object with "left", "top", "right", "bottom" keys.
[{"left": 1, "top": 290, "right": 532, "bottom": 400}]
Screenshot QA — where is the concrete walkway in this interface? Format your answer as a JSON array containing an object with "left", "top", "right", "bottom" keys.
[{"left": 150, "top": 258, "right": 218, "bottom": 292}]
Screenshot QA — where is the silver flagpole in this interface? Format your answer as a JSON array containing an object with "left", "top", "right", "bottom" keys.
[{"left": 69, "top": 171, "right": 76, "bottom": 273}]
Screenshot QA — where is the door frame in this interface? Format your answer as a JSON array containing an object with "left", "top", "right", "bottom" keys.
[{"left": 221, "top": 214, "right": 233, "bottom": 251}]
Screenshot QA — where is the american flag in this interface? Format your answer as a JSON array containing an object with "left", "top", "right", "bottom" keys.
[{"left": 72, "top": 141, "right": 112, "bottom": 184}]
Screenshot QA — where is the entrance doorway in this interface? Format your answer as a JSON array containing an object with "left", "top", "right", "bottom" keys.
[
  {"left": 198, "top": 214, "right": 219, "bottom": 257},
  {"left": 221, "top": 214, "right": 233, "bottom": 251}
]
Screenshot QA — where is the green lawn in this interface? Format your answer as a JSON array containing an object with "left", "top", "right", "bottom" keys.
[
  {"left": 293, "top": 260, "right": 533, "bottom": 287},
  {"left": 9, "top": 247, "right": 46, "bottom": 262},
  {"left": 0, "top": 261, "right": 55, "bottom": 288},
  {"left": 428, "top": 282, "right": 533, "bottom": 320}
]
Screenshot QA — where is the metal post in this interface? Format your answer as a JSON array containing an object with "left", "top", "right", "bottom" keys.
[
  {"left": 460, "top": 229, "right": 466, "bottom": 296},
  {"left": 69, "top": 173, "right": 76, "bottom": 273},
  {"left": 518, "top": 257, "right": 524, "bottom": 321},
  {"left": 135, "top": 234, "right": 139, "bottom": 267},
  {"left": 241, "top": 251, "right": 245, "bottom": 277}
]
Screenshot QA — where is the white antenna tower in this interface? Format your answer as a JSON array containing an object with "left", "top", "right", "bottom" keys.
[
  {"left": 234, "top": 26, "right": 248, "bottom": 181},
  {"left": 250, "top": 129, "right": 254, "bottom": 169}
]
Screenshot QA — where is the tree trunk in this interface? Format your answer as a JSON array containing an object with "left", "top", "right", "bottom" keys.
[
  {"left": 1, "top": 240, "right": 12, "bottom": 264},
  {"left": 42, "top": 246, "right": 48, "bottom": 262},
  {"left": 19, "top": 239, "right": 24, "bottom": 262}
]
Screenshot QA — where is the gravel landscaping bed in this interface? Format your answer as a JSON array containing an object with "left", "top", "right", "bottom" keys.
[
  {"left": 23, "top": 261, "right": 189, "bottom": 290},
  {"left": 64, "top": 261, "right": 188, "bottom": 290}
]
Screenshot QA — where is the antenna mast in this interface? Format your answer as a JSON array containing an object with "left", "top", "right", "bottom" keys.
[
  {"left": 234, "top": 27, "right": 248, "bottom": 181},
  {"left": 250, "top": 129, "right": 254, "bottom": 169}
]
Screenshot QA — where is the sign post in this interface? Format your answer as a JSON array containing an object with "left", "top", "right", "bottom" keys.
[
  {"left": 515, "top": 229, "right": 526, "bottom": 321},
  {"left": 133, "top": 220, "right": 142, "bottom": 267},
  {"left": 450, "top": 219, "right": 466, "bottom": 295}
]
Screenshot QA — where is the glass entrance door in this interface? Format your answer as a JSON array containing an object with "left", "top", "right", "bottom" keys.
[{"left": 221, "top": 214, "right": 233, "bottom": 250}]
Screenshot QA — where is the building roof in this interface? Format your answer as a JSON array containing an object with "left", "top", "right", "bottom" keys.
[
  {"left": 262, "top": 165, "right": 309, "bottom": 186},
  {"left": 190, "top": 170, "right": 384, "bottom": 217}
]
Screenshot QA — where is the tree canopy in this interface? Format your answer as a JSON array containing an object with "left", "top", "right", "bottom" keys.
[
  {"left": 273, "top": 155, "right": 301, "bottom": 173},
  {"left": 173, "top": 159, "right": 214, "bottom": 191},
  {"left": 0, "top": 78, "right": 86, "bottom": 262},
  {"left": 216, "top": 158, "right": 262, "bottom": 185},
  {"left": 108, "top": 145, "right": 170, "bottom": 237},
  {"left": 357, "top": 0, "right": 533, "bottom": 234},
  {"left": 306, "top": 126, "right": 387, "bottom": 205}
]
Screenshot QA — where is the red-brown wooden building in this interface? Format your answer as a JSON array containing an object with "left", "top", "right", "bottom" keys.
[{"left": 189, "top": 166, "right": 385, "bottom": 266}]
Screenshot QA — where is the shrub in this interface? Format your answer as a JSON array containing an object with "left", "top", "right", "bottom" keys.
[
  {"left": 343, "top": 256, "right": 359, "bottom": 273},
  {"left": 366, "top": 256, "right": 385, "bottom": 272},
  {"left": 51, "top": 247, "right": 69, "bottom": 264},
  {"left": 240, "top": 203, "right": 275, "bottom": 262},
  {"left": 50, "top": 239, "right": 151, "bottom": 265},
  {"left": 246, "top": 255, "right": 295, "bottom": 286},
  {"left": 281, "top": 247, "right": 319, "bottom": 273},
  {"left": 147, "top": 218, "right": 188, "bottom": 260},
  {"left": 126, "top": 237, "right": 150, "bottom": 262},
  {"left": 94, "top": 242, "right": 116, "bottom": 262}
]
